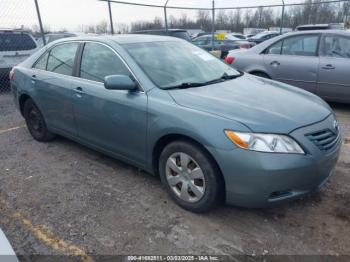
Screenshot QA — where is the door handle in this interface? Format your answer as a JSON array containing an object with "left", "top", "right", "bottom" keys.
[
  {"left": 270, "top": 61, "right": 280, "bottom": 66},
  {"left": 322, "top": 64, "right": 335, "bottom": 70},
  {"left": 74, "top": 87, "right": 84, "bottom": 95},
  {"left": 31, "top": 74, "right": 36, "bottom": 84}
]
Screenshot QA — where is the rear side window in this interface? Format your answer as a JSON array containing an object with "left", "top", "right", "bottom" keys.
[
  {"left": 46, "top": 43, "right": 79, "bottom": 76},
  {"left": 80, "top": 43, "right": 129, "bottom": 82},
  {"left": 266, "top": 41, "right": 282, "bottom": 55},
  {"left": 34, "top": 52, "right": 49, "bottom": 70},
  {"left": 321, "top": 35, "right": 350, "bottom": 58},
  {"left": 0, "top": 33, "right": 37, "bottom": 51},
  {"left": 281, "top": 35, "right": 318, "bottom": 56}
]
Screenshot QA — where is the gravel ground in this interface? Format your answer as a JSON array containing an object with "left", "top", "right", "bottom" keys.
[{"left": 0, "top": 92, "right": 349, "bottom": 259}]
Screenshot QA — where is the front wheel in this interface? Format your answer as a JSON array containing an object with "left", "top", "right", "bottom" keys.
[
  {"left": 159, "top": 140, "right": 224, "bottom": 213},
  {"left": 23, "top": 99, "right": 56, "bottom": 142}
]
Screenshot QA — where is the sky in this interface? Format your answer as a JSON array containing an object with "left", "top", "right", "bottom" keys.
[{"left": 1, "top": 0, "right": 304, "bottom": 31}]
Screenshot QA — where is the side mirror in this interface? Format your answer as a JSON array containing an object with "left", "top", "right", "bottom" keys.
[{"left": 104, "top": 75, "right": 137, "bottom": 91}]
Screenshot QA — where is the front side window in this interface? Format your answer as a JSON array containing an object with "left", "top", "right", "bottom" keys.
[
  {"left": 281, "top": 35, "right": 318, "bottom": 56},
  {"left": 46, "top": 43, "right": 79, "bottom": 76},
  {"left": 321, "top": 35, "right": 350, "bottom": 58},
  {"left": 80, "top": 43, "right": 130, "bottom": 82},
  {"left": 123, "top": 41, "right": 240, "bottom": 89}
]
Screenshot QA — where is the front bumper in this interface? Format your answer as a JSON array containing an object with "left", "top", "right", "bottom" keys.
[{"left": 208, "top": 114, "right": 342, "bottom": 208}]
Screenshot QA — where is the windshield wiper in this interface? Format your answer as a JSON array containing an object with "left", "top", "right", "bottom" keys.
[
  {"left": 163, "top": 82, "right": 205, "bottom": 90},
  {"left": 163, "top": 72, "right": 243, "bottom": 90},
  {"left": 203, "top": 71, "right": 243, "bottom": 85}
]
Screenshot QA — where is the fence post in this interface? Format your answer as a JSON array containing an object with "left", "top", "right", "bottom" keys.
[
  {"left": 34, "top": 0, "right": 46, "bottom": 45},
  {"left": 164, "top": 0, "right": 170, "bottom": 33},
  {"left": 211, "top": 0, "right": 215, "bottom": 51},
  {"left": 108, "top": 0, "right": 114, "bottom": 34},
  {"left": 280, "top": 0, "right": 285, "bottom": 34}
]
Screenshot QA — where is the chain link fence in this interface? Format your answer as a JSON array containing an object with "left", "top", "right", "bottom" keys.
[
  {"left": 0, "top": 0, "right": 39, "bottom": 92},
  {"left": 1, "top": 0, "right": 349, "bottom": 93}
]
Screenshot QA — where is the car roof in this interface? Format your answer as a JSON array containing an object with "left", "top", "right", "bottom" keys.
[
  {"left": 51, "top": 34, "right": 182, "bottom": 45},
  {"left": 247, "top": 29, "right": 349, "bottom": 53},
  {"left": 132, "top": 29, "right": 187, "bottom": 33},
  {"left": 283, "top": 29, "right": 349, "bottom": 36}
]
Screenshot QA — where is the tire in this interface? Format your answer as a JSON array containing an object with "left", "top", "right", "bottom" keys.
[
  {"left": 23, "top": 99, "right": 56, "bottom": 142},
  {"left": 159, "top": 140, "right": 224, "bottom": 213},
  {"left": 251, "top": 72, "right": 270, "bottom": 79}
]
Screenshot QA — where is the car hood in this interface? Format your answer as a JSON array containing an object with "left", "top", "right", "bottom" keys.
[{"left": 168, "top": 74, "right": 331, "bottom": 133}]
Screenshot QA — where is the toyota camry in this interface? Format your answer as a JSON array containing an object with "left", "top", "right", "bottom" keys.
[{"left": 10, "top": 35, "right": 341, "bottom": 212}]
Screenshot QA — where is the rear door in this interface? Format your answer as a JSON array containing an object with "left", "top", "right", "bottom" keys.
[
  {"left": 317, "top": 33, "right": 350, "bottom": 102},
  {"left": 32, "top": 42, "right": 79, "bottom": 135},
  {"left": 71, "top": 42, "right": 148, "bottom": 164},
  {"left": 263, "top": 34, "right": 320, "bottom": 93}
]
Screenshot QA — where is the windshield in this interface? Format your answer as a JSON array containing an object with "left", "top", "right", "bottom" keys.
[
  {"left": 171, "top": 31, "right": 191, "bottom": 42},
  {"left": 123, "top": 41, "right": 240, "bottom": 89}
]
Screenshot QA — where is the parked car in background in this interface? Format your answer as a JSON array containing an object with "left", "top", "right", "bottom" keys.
[
  {"left": 192, "top": 35, "right": 252, "bottom": 58},
  {"left": 0, "top": 29, "right": 37, "bottom": 87},
  {"left": 36, "top": 32, "right": 77, "bottom": 47},
  {"left": 11, "top": 35, "right": 341, "bottom": 212},
  {"left": 226, "top": 30, "right": 350, "bottom": 103},
  {"left": 131, "top": 29, "right": 191, "bottom": 41},
  {"left": 225, "top": 33, "right": 247, "bottom": 40},
  {"left": 248, "top": 31, "right": 280, "bottom": 45},
  {"left": 296, "top": 23, "right": 345, "bottom": 31},
  {"left": 245, "top": 34, "right": 256, "bottom": 38}
]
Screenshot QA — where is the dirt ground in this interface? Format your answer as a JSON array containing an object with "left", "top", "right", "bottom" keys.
[{"left": 0, "top": 92, "right": 349, "bottom": 259}]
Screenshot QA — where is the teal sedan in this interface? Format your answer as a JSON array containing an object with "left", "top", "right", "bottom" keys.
[{"left": 10, "top": 35, "right": 341, "bottom": 212}]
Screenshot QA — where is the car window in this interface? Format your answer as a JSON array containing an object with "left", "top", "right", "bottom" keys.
[
  {"left": 193, "top": 37, "right": 209, "bottom": 45},
  {"left": 321, "top": 35, "right": 350, "bottom": 58},
  {"left": 0, "top": 33, "right": 37, "bottom": 51},
  {"left": 34, "top": 52, "right": 49, "bottom": 70},
  {"left": 266, "top": 40, "right": 282, "bottom": 55},
  {"left": 80, "top": 42, "right": 129, "bottom": 82},
  {"left": 282, "top": 35, "right": 318, "bottom": 56},
  {"left": 46, "top": 43, "right": 79, "bottom": 76}
]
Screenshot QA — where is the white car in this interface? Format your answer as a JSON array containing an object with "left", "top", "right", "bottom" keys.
[
  {"left": 0, "top": 229, "right": 18, "bottom": 262},
  {"left": 0, "top": 29, "right": 38, "bottom": 87}
]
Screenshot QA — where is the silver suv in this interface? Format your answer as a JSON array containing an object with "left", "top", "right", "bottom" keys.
[{"left": 0, "top": 29, "right": 38, "bottom": 88}]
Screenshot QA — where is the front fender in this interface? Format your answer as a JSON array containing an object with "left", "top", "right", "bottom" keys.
[{"left": 145, "top": 88, "right": 250, "bottom": 170}]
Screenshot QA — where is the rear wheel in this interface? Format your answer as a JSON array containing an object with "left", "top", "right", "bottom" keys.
[
  {"left": 23, "top": 99, "right": 55, "bottom": 142},
  {"left": 159, "top": 140, "right": 224, "bottom": 213}
]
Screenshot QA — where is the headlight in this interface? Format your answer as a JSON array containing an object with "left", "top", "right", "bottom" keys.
[{"left": 225, "top": 130, "right": 305, "bottom": 154}]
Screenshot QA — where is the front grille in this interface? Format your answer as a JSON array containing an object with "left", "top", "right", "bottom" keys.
[{"left": 306, "top": 129, "right": 340, "bottom": 152}]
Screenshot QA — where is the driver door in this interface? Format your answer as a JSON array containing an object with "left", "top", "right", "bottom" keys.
[{"left": 71, "top": 42, "right": 148, "bottom": 165}]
